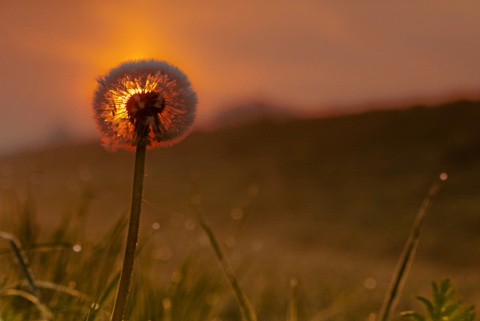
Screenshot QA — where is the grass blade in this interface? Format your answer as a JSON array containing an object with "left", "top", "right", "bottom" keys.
[
  {"left": 85, "top": 272, "right": 121, "bottom": 321},
  {"left": 192, "top": 203, "right": 257, "bottom": 321},
  {"left": 287, "top": 279, "right": 298, "bottom": 321},
  {"left": 377, "top": 173, "right": 448, "bottom": 321},
  {"left": 0, "top": 231, "right": 40, "bottom": 299},
  {"left": 0, "top": 288, "right": 52, "bottom": 320}
]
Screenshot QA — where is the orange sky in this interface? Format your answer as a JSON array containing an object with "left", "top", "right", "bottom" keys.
[{"left": 0, "top": 0, "right": 479, "bottom": 152}]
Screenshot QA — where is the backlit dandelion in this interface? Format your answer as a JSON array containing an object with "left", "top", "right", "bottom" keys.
[
  {"left": 92, "top": 59, "right": 196, "bottom": 321},
  {"left": 93, "top": 60, "right": 197, "bottom": 151}
]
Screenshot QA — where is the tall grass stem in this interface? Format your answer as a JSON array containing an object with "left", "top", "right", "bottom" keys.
[
  {"left": 111, "top": 141, "right": 147, "bottom": 321},
  {"left": 377, "top": 173, "right": 447, "bottom": 321},
  {"left": 1, "top": 289, "right": 52, "bottom": 320},
  {"left": 0, "top": 231, "right": 40, "bottom": 298},
  {"left": 193, "top": 206, "right": 257, "bottom": 321}
]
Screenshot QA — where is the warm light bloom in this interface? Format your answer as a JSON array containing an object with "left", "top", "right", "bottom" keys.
[{"left": 93, "top": 60, "right": 197, "bottom": 150}]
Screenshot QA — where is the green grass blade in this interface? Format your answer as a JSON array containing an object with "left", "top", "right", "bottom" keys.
[
  {"left": 192, "top": 204, "right": 257, "bottom": 321},
  {"left": 85, "top": 272, "right": 121, "bottom": 321},
  {"left": 286, "top": 279, "right": 298, "bottom": 321},
  {"left": 0, "top": 288, "right": 53, "bottom": 320},
  {"left": 0, "top": 231, "right": 40, "bottom": 299},
  {"left": 377, "top": 173, "right": 448, "bottom": 321}
]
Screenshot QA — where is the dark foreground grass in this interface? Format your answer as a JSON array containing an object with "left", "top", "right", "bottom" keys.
[{"left": 0, "top": 168, "right": 475, "bottom": 321}]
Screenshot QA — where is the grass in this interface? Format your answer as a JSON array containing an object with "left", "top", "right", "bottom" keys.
[{"left": 0, "top": 100, "right": 479, "bottom": 320}]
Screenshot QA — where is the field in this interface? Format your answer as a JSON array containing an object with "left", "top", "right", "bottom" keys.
[{"left": 1, "top": 100, "right": 479, "bottom": 320}]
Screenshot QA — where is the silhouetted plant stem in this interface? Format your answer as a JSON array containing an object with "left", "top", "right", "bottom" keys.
[
  {"left": 377, "top": 173, "right": 447, "bottom": 321},
  {"left": 0, "top": 231, "right": 52, "bottom": 319},
  {"left": 111, "top": 141, "right": 147, "bottom": 321},
  {"left": 0, "top": 232, "right": 39, "bottom": 297}
]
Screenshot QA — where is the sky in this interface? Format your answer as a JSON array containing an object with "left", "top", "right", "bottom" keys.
[{"left": 1, "top": 0, "right": 480, "bottom": 153}]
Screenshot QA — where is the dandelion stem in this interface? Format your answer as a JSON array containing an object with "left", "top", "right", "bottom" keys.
[{"left": 111, "top": 141, "right": 147, "bottom": 321}]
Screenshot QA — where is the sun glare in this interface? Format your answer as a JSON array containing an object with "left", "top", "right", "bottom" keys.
[{"left": 106, "top": 75, "right": 160, "bottom": 117}]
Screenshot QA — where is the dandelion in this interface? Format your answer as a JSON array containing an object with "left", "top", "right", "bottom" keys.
[
  {"left": 93, "top": 59, "right": 197, "bottom": 151},
  {"left": 93, "top": 59, "right": 197, "bottom": 321}
]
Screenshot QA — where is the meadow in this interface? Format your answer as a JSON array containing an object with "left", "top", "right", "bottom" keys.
[{"left": 1, "top": 100, "right": 479, "bottom": 320}]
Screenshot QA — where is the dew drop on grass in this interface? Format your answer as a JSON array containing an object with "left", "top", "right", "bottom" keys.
[{"left": 162, "top": 298, "right": 172, "bottom": 309}]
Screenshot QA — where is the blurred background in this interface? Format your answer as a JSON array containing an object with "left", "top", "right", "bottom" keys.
[
  {"left": 1, "top": 1, "right": 480, "bottom": 319},
  {"left": 1, "top": 0, "right": 479, "bottom": 153}
]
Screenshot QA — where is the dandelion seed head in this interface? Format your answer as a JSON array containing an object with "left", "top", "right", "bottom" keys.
[{"left": 93, "top": 59, "right": 197, "bottom": 151}]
